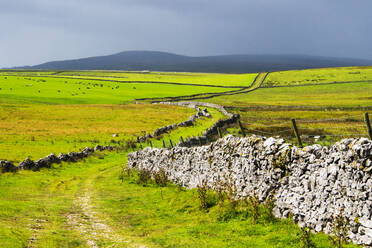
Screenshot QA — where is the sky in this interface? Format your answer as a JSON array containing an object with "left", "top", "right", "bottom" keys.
[{"left": 1, "top": 0, "right": 372, "bottom": 68}]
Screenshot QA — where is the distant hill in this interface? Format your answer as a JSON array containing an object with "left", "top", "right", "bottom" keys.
[{"left": 13, "top": 51, "right": 372, "bottom": 73}]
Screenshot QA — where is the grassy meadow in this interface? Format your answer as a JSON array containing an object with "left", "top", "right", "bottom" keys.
[
  {"left": 0, "top": 74, "right": 231, "bottom": 162},
  {"left": 0, "top": 76, "right": 236, "bottom": 105},
  {"left": 0, "top": 70, "right": 258, "bottom": 87},
  {"left": 263, "top": 66, "right": 372, "bottom": 87},
  {"left": 0, "top": 67, "right": 368, "bottom": 247},
  {"left": 202, "top": 68, "right": 372, "bottom": 145},
  {"left": 0, "top": 103, "right": 198, "bottom": 162}
]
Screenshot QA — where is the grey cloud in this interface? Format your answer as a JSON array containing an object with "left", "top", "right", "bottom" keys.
[{"left": 1, "top": 0, "right": 372, "bottom": 67}]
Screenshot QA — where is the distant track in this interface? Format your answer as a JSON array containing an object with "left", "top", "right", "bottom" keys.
[{"left": 136, "top": 72, "right": 269, "bottom": 103}]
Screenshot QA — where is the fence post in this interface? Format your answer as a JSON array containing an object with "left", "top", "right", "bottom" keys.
[
  {"left": 365, "top": 113, "right": 372, "bottom": 140},
  {"left": 180, "top": 136, "right": 185, "bottom": 146},
  {"left": 217, "top": 127, "right": 223, "bottom": 138},
  {"left": 238, "top": 120, "right": 246, "bottom": 137},
  {"left": 169, "top": 139, "right": 173, "bottom": 148},
  {"left": 149, "top": 140, "right": 153, "bottom": 148},
  {"left": 162, "top": 140, "right": 166, "bottom": 148},
  {"left": 291, "top": 118, "right": 303, "bottom": 148}
]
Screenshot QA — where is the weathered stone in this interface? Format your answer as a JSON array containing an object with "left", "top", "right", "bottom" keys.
[
  {"left": 58, "top": 153, "right": 70, "bottom": 161},
  {"left": 0, "top": 160, "right": 17, "bottom": 173},
  {"left": 18, "top": 158, "right": 36, "bottom": 170},
  {"left": 94, "top": 145, "right": 104, "bottom": 151}
]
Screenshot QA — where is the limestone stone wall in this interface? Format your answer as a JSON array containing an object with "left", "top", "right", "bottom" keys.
[
  {"left": 137, "top": 105, "right": 212, "bottom": 143},
  {"left": 0, "top": 145, "right": 115, "bottom": 172},
  {"left": 127, "top": 135, "right": 372, "bottom": 246},
  {"left": 157, "top": 101, "right": 240, "bottom": 147}
]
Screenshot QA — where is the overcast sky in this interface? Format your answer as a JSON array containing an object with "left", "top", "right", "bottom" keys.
[{"left": 1, "top": 0, "right": 372, "bottom": 68}]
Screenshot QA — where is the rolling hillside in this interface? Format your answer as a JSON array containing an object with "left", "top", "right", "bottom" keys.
[{"left": 14, "top": 51, "right": 372, "bottom": 73}]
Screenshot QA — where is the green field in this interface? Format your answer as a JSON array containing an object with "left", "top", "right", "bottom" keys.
[
  {"left": 0, "top": 67, "right": 367, "bottom": 247},
  {"left": 0, "top": 103, "right": 200, "bottom": 162},
  {"left": 202, "top": 68, "right": 372, "bottom": 145},
  {"left": 263, "top": 66, "right": 372, "bottom": 87},
  {"left": 0, "top": 74, "right": 229, "bottom": 162},
  {"left": 0, "top": 76, "right": 238, "bottom": 104},
  {"left": 0, "top": 70, "right": 258, "bottom": 87}
]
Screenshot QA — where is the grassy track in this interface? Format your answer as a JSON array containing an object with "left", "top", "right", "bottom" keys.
[
  {"left": 0, "top": 153, "right": 145, "bottom": 248},
  {"left": 0, "top": 152, "right": 359, "bottom": 247}
]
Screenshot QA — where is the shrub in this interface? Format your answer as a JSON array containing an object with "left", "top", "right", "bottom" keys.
[
  {"left": 217, "top": 171, "right": 238, "bottom": 211},
  {"left": 329, "top": 209, "right": 350, "bottom": 248},
  {"left": 124, "top": 139, "right": 137, "bottom": 150},
  {"left": 247, "top": 195, "right": 260, "bottom": 224},
  {"left": 297, "top": 227, "right": 316, "bottom": 248},
  {"left": 136, "top": 168, "right": 152, "bottom": 185},
  {"left": 120, "top": 167, "right": 132, "bottom": 183},
  {"left": 196, "top": 181, "right": 217, "bottom": 211},
  {"left": 262, "top": 195, "right": 276, "bottom": 223},
  {"left": 197, "top": 181, "right": 209, "bottom": 210},
  {"left": 153, "top": 168, "right": 169, "bottom": 187}
]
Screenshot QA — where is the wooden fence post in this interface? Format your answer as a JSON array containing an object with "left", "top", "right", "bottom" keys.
[
  {"left": 291, "top": 118, "right": 303, "bottom": 148},
  {"left": 217, "top": 127, "right": 223, "bottom": 138},
  {"left": 365, "top": 113, "right": 372, "bottom": 140},
  {"left": 162, "top": 140, "right": 166, "bottom": 148},
  {"left": 169, "top": 139, "right": 173, "bottom": 148},
  {"left": 238, "top": 120, "right": 246, "bottom": 137},
  {"left": 180, "top": 136, "right": 185, "bottom": 146}
]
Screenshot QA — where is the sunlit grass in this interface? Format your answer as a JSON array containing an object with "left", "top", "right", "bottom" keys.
[
  {"left": 0, "top": 70, "right": 258, "bottom": 87},
  {"left": 0, "top": 68, "right": 367, "bottom": 247},
  {"left": 263, "top": 66, "right": 372, "bottom": 87},
  {"left": 0, "top": 152, "right": 360, "bottom": 248},
  {"left": 0, "top": 76, "right": 235, "bottom": 105},
  {"left": 203, "top": 79, "right": 372, "bottom": 145},
  {"left": 0, "top": 103, "right": 195, "bottom": 162}
]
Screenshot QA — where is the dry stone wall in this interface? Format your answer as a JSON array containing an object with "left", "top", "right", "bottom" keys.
[
  {"left": 0, "top": 101, "right": 237, "bottom": 173},
  {"left": 127, "top": 135, "right": 372, "bottom": 246},
  {"left": 156, "top": 101, "right": 240, "bottom": 147},
  {"left": 137, "top": 105, "right": 211, "bottom": 143},
  {"left": 0, "top": 145, "right": 115, "bottom": 173}
]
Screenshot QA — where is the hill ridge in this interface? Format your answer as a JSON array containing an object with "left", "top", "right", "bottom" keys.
[{"left": 12, "top": 50, "right": 372, "bottom": 73}]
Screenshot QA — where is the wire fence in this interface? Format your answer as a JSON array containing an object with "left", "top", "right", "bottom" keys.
[
  {"left": 147, "top": 113, "right": 371, "bottom": 149},
  {"left": 240, "top": 112, "right": 372, "bottom": 145}
]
